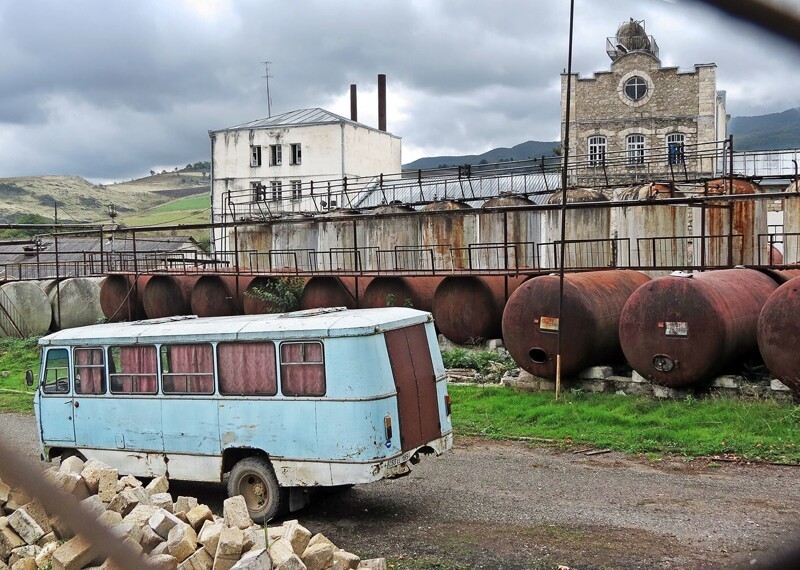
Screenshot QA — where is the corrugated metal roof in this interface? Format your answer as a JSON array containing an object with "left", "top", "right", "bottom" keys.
[
  {"left": 214, "top": 108, "right": 396, "bottom": 136},
  {"left": 39, "top": 307, "right": 431, "bottom": 344}
]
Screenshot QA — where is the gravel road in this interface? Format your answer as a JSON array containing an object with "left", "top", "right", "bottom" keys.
[{"left": 3, "top": 412, "right": 799, "bottom": 569}]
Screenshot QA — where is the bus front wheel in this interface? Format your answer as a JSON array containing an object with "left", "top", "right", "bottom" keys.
[{"left": 227, "top": 457, "right": 288, "bottom": 523}]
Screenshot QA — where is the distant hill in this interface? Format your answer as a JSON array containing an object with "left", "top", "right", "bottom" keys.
[
  {"left": 403, "top": 140, "right": 560, "bottom": 170},
  {"left": 728, "top": 107, "right": 800, "bottom": 151}
]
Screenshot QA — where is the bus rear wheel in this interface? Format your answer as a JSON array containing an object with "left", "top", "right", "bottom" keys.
[{"left": 227, "top": 457, "right": 287, "bottom": 523}]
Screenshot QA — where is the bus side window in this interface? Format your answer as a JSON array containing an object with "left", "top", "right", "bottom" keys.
[
  {"left": 280, "top": 341, "right": 325, "bottom": 397},
  {"left": 218, "top": 342, "right": 277, "bottom": 396},
  {"left": 74, "top": 348, "right": 106, "bottom": 395},
  {"left": 109, "top": 346, "right": 158, "bottom": 395},
  {"left": 161, "top": 344, "right": 215, "bottom": 394},
  {"left": 42, "top": 348, "right": 70, "bottom": 394}
]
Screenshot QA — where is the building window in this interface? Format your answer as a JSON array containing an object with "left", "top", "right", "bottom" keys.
[
  {"left": 251, "top": 181, "right": 266, "bottom": 201},
  {"left": 271, "top": 180, "right": 283, "bottom": 202},
  {"left": 250, "top": 146, "right": 262, "bottom": 167},
  {"left": 588, "top": 136, "right": 607, "bottom": 167},
  {"left": 291, "top": 180, "right": 302, "bottom": 200},
  {"left": 624, "top": 76, "right": 648, "bottom": 102},
  {"left": 667, "top": 133, "right": 685, "bottom": 165},
  {"left": 269, "top": 144, "right": 282, "bottom": 166},
  {"left": 290, "top": 143, "right": 302, "bottom": 165},
  {"left": 626, "top": 134, "right": 646, "bottom": 165},
  {"left": 280, "top": 341, "right": 325, "bottom": 397}
]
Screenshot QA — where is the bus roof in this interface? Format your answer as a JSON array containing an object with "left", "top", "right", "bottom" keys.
[{"left": 39, "top": 307, "right": 433, "bottom": 346}]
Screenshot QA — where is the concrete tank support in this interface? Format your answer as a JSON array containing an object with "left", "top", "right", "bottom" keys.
[
  {"left": 502, "top": 270, "right": 650, "bottom": 379},
  {"left": 620, "top": 268, "right": 779, "bottom": 388}
]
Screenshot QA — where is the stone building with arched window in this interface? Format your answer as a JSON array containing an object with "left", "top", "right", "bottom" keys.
[{"left": 560, "top": 19, "right": 728, "bottom": 186}]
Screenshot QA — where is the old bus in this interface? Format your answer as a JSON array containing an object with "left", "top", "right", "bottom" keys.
[{"left": 32, "top": 307, "right": 453, "bottom": 521}]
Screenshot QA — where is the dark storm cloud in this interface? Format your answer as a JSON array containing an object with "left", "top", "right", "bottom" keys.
[{"left": 0, "top": 0, "right": 798, "bottom": 180}]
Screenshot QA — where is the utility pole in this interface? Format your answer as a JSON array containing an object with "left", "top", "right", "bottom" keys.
[{"left": 262, "top": 61, "right": 273, "bottom": 117}]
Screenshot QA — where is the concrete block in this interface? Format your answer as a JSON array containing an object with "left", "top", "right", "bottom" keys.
[
  {"left": 10, "top": 558, "right": 36, "bottom": 570},
  {"left": 38, "top": 532, "right": 57, "bottom": 546},
  {"left": 0, "top": 481, "right": 10, "bottom": 505},
  {"left": 80, "top": 459, "right": 113, "bottom": 495},
  {"left": 486, "top": 338, "right": 504, "bottom": 351},
  {"left": 109, "top": 487, "right": 150, "bottom": 517},
  {"left": 652, "top": 384, "right": 690, "bottom": 400},
  {"left": 281, "top": 521, "right": 311, "bottom": 555},
  {"left": 306, "top": 533, "right": 334, "bottom": 550},
  {"left": 301, "top": 542, "right": 333, "bottom": 570},
  {"left": 712, "top": 375, "right": 742, "bottom": 389},
  {"left": 147, "top": 553, "right": 179, "bottom": 570},
  {"left": 215, "top": 526, "right": 244, "bottom": 558},
  {"left": 35, "top": 541, "right": 59, "bottom": 568},
  {"left": 268, "top": 539, "right": 305, "bottom": 570},
  {"left": 123, "top": 505, "right": 160, "bottom": 527},
  {"left": 332, "top": 550, "right": 361, "bottom": 570},
  {"left": 578, "top": 366, "right": 613, "bottom": 380},
  {"left": 140, "top": 525, "right": 164, "bottom": 554},
  {"left": 146, "top": 476, "right": 170, "bottom": 497},
  {"left": 175, "top": 497, "right": 198, "bottom": 515},
  {"left": 48, "top": 515, "right": 74, "bottom": 541},
  {"left": 151, "top": 541, "right": 170, "bottom": 557},
  {"left": 59, "top": 456, "right": 85, "bottom": 475},
  {"left": 357, "top": 559, "right": 387, "bottom": 570},
  {"left": 186, "top": 505, "right": 213, "bottom": 532},
  {"left": 118, "top": 475, "right": 143, "bottom": 489},
  {"left": 152, "top": 493, "right": 175, "bottom": 513},
  {"left": 231, "top": 548, "right": 271, "bottom": 570},
  {"left": 150, "top": 509, "right": 184, "bottom": 540},
  {"left": 8, "top": 546, "right": 41, "bottom": 566},
  {"left": 578, "top": 378, "right": 607, "bottom": 393},
  {"left": 113, "top": 522, "right": 143, "bottom": 546},
  {"left": 631, "top": 370, "right": 649, "bottom": 383},
  {"left": 178, "top": 547, "right": 213, "bottom": 570},
  {"left": 97, "top": 469, "right": 120, "bottom": 503},
  {"left": 48, "top": 471, "right": 89, "bottom": 500},
  {"left": 7, "top": 508, "right": 46, "bottom": 545},
  {"left": 167, "top": 524, "right": 198, "bottom": 563},
  {"left": 0, "top": 525, "right": 26, "bottom": 560},
  {"left": 198, "top": 521, "right": 223, "bottom": 557},
  {"left": 51, "top": 535, "right": 101, "bottom": 570},
  {"left": 81, "top": 495, "right": 108, "bottom": 520},
  {"left": 771, "top": 379, "right": 791, "bottom": 392},
  {"left": 223, "top": 496, "right": 252, "bottom": 530},
  {"left": 242, "top": 526, "right": 266, "bottom": 552}
]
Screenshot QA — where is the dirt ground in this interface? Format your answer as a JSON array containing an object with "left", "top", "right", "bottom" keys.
[{"left": 3, "top": 413, "right": 800, "bottom": 569}]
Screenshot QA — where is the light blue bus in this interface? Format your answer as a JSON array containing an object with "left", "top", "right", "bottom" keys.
[{"left": 32, "top": 307, "right": 453, "bottom": 521}]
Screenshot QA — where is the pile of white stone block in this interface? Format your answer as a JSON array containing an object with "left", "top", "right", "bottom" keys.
[{"left": 0, "top": 456, "right": 387, "bottom": 570}]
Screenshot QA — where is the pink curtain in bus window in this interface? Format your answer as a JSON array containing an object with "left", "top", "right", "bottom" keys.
[
  {"left": 75, "top": 349, "right": 104, "bottom": 394},
  {"left": 218, "top": 342, "right": 276, "bottom": 395},
  {"left": 280, "top": 343, "right": 325, "bottom": 396},
  {"left": 169, "top": 344, "right": 214, "bottom": 393},
  {"left": 119, "top": 346, "right": 157, "bottom": 393}
]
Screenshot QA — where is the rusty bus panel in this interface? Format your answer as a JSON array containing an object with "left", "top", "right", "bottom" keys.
[
  {"left": 502, "top": 270, "right": 650, "bottom": 378},
  {"left": 620, "top": 268, "right": 778, "bottom": 388}
]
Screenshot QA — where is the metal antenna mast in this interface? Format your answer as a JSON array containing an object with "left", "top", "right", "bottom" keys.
[{"left": 262, "top": 61, "right": 273, "bottom": 117}]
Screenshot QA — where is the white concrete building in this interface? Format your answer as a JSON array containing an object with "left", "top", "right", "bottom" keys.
[{"left": 209, "top": 108, "right": 402, "bottom": 253}]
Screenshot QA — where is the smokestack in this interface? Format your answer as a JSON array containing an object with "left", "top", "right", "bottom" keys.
[
  {"left": 378, "top": 74, "right": 387, "bottom": 132},
  {"left": 350, "top": 84, "right": 358, "bottom": 121}
]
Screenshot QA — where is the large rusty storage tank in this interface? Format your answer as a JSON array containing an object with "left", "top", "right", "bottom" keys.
[
  {"left": 143, "top": 275, "right": 199, "bottom": 319},
  {"left": 757, "top": 276, "right": 800, "bottom": 395},
  {"left": 783, "top": 181, "right": 800, "bottom": 264},
  {"left": 502, "top": 270, "right": 649, "bottom": 378},
  {"left": 299, "top": 276, "right": 370, "bottom": 310},
  {"left": 478, "top": 194, "right": 540, "bottom": 270},
  {"left": 692, "top": 178, "right": 769, "bottom": 266},
  {"left": 0, "top": 281, "right": 52, "bottom": 337},
  {"left": 48, "top": 277, "right": 105, "bottom": 330},
  {"left": 362, "top": 276, "right": 442, "bottom": 311},
  {"left": 543, "top": 189, "right": 611, "bottom": 269},
  {"left": 620, "top": 268, "right": 779, "bottom": 387},
  {"left": 191, "top": 275, "right": 257, "bottom": 317},
  {"left": 100, "top": 274, "right": 151, "bottom": 322},
  {"left": 434, "top": 275, "right": 527, "bottom": 344},
  {"left": 613, "top": 184, "right": 688, "bottom": 273},
  {"left": 421, "top": 200, "right": 476, "bottom": 271}
]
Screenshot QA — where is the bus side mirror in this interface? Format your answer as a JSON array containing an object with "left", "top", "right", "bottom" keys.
[{"left": 25, "top": 370, "right": 34, "bottom": 387}]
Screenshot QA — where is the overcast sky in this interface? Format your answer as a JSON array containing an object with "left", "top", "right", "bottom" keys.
[{"left": 1, "top": 0, "right": 798, "bottom": 182}]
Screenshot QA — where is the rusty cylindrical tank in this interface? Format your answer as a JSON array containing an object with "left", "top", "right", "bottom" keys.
[
  {"left": 361, "top": 276, "right": 442, "bottom": 312},
  {"left": 100, "top": 274, "right": 152, "bottom": 322},
  {"left": 757, "top": 276, "right": 800, "bottom": 395},
  {"left": 241, "top": 276, "right": 309, "bottom": 314},
  {"left": 299, "top": 276, "right": 371, "bottom": 310},
  {"left": 619, "top": 268, "right": 779, "bottom": 388},
  {"left": 434, "top": 275, "right": 528, "bottom": 345},
  {"left": 191, "top": 275, "right": 257, "bottom": 317},
  {"left": 143, "top": 275, "right": 199, "bottom": 319},
  {"left": 502, "top": 270, "right": 650, "bottom": 378}
]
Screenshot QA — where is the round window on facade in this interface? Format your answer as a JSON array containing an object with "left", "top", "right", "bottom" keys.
[{"left": 624, "top": 76, "right": 648, "bottom": 101}]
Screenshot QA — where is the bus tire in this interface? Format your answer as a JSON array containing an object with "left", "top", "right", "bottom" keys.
[{"left": 227, "top": 457, "right": 287, "bottom": 523}]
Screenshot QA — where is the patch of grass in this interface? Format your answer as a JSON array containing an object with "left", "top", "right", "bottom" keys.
[
  {"left": 442, "top": 348, "right": 515, "bottom": 373},
  {"left": 449, "top": 384, "right": 800, "bottom": 463},
  {"left": 0, "top": 337, "right": 40, "bottom": 413}
]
